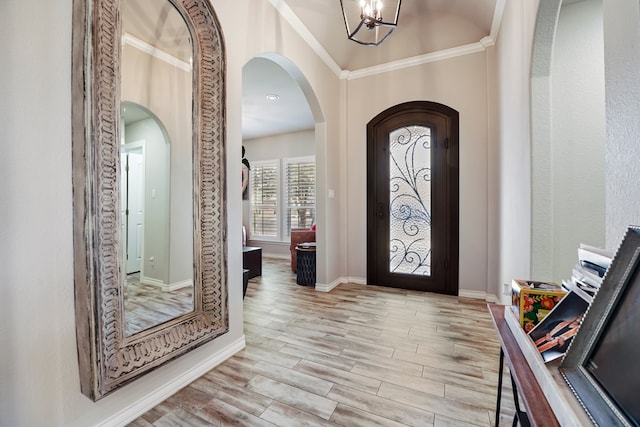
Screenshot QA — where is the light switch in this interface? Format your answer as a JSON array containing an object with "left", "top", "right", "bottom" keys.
[{"left": 328, "top": 189, "right": 335, "bottom": 199}]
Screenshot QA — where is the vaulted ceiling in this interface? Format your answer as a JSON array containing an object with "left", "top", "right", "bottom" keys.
[
  {"left": 243, "top": 0, "right": 502, "bottom": 140},
  {"left": 285, "top": 0, "right": 499, "bottom": 71}
]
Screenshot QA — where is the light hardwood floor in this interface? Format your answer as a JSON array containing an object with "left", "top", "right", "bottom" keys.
[
  {"left": 129, "top": 257, "right": 516, "bottom": 426},
  {"left": 124, "top": 273, "right": 194, "bottom": 336}
]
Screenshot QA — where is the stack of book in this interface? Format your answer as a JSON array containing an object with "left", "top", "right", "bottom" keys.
[{"left": 561, "top": 243, "right": 612, "bottom": 304}]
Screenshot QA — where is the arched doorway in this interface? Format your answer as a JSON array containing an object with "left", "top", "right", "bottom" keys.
[
  {"left": 241, "top": 53, "right": 328, "bottom": 287},
  {"left": 367, "top": 101, "right": 459, "bottom": 295}
]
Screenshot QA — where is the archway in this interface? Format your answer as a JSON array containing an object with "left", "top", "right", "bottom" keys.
[
  {"left": 241, "top": 53, "right": 328, "bottom": 287},
  {"left": 366, "top": 101, "right": 459, "bottom": 295},
  {"left": 530, "top": 0, "right": 605, "bottom": 281}
]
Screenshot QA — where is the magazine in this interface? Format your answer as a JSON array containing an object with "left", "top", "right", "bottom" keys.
[{"left": 528, "top": 291, "right": 589, "bottom": 363}]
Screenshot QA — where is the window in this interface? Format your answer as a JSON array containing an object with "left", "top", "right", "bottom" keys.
[
  {"left": 250, "top": 156, "right": 315, "bottom": 241},
  {"left": 285, "top": 157, "right": 316, "bottom": 236},
  {"left": 250, "top": 161, "right": 279, "bottom": 238}
]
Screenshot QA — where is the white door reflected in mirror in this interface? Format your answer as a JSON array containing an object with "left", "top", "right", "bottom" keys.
[{"left": 123, "top": 145, "right": 144, "bottom": 274}]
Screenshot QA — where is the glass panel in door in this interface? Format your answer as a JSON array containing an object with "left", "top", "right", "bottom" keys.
[{"left": 389, "top": 125, "right": 432, "bottom": 276}]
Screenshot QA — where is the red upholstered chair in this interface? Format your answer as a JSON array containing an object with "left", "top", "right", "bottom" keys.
[{"left": 290, "top": 228, "right": 316, "bottom": 272}]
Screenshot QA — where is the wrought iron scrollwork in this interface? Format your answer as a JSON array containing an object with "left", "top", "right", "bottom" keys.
[{"left": 389, "top": 126, "right": 432, "bottom": 276}]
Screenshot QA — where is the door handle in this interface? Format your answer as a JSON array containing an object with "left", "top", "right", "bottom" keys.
[{"left": 378, "top": 202, "right": 385, "bottom": 218}]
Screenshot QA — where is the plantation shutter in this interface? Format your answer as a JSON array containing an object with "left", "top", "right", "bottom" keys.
[
  {"left": 285, "top": 160, "right": 316, "bottom": 235},
  {"left": 250, "top": 162, "right": 278, "bottom": 237}
]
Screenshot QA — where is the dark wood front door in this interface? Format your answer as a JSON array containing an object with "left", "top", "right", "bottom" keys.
[{"left": 367, "top": 101, "right": 459, "bottom": 295}]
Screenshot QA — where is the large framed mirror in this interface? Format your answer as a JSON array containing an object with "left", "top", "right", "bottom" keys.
[{"left": 71, "top": 0, "right": 227, "bottom": 400}]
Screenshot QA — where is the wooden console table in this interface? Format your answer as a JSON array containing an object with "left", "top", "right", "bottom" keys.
[{"left": 488, "top": 303, "right": 560, "bottom": 427}]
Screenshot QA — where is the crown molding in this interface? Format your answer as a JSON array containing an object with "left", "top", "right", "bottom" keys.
[
  {"left": 269, "top": 0, "right": 506, "bottom": 80},
  {"left": 266, "top": 0, "right": 343, "bottom": 77},
  {"left": 122, "top": 33, "right": 192, "bottom": 72},
  {"left": 490, "top": 0, "right": 507, "bottom": 42},
  {"left": 481, "top": 36, "right": 495, "bottom": 48},
  {"left": 345, "top": 42, "right": 488, "bottom": 80}
]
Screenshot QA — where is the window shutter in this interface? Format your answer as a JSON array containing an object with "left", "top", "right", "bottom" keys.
[
  {"left": 250, "top": 162, "right": 278, "bottom": 237},
  {"left": 285, "top": 160, "right": 316, "bottom": 234}
]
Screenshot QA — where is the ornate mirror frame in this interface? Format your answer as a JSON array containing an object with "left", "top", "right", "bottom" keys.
[{"left": 71, "top": 0, "right": 228, "bottom": 400}]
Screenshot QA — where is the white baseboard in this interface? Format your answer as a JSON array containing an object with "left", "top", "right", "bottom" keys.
[
  {"left": 459, "top": 289, "right": 498, "bottom": 302},
  {"left": 315, "top": 277, "right": 367, "bottom": 292},
  {"left": 315, "top": 277, "right": 342, "bottom": 292},
  {"left": 100, "top": 336, "right": 246, "bottom": 427},
  {"left": 140, "top": 276, "right": 166, "bottom": 288},
  {"left": 164, "top": 279, "right": 193, "bottom": 291},
  {"left": 140, "top": 276, "right": 193, "bottom": 292}
]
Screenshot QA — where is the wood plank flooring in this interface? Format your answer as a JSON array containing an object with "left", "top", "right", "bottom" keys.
[
  {"left": 128, "top": 258, "right": 517, "bottom": 426},
  {"left": 124, "top": 273, "right": 193, "bottom": 336}
]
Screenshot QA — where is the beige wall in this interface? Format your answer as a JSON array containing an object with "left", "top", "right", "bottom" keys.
[
  {"left": 494, "top": 0, "right": 640, "bottom": 303},
  {"left": 124, "top": 118, "right": 171, "bottom": 284},
  {"left": 5, "top": 0, "right": 640, "bottom": 424},
  {"left": 530, "top": 0, "right": 606, "bottom": 282},
  {"left": 493, "top": 0, "right": 539, "bottom": 303},
  {"left": 0, "top": 0, "right": 342, "bottom": 425},
  {"left": 244, "top": 130, "right": 315, "bottom": 162},
  {"left": 345, "top": 52, "right": 491, "bottom": 296},
  {"left": 549, "top": 0, "right": 605, "bottom": 279},
  {"left": 603, "top": 0, "right": 640, "bottom": 249}
]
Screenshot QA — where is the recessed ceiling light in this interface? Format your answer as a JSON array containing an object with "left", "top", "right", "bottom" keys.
[{"left": 265, "top": 94, "right": 280, "bottom": 101}]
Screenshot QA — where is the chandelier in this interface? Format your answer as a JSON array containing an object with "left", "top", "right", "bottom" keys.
[{"left": 340, "top": 0, "right": 402, "bottom": 46}]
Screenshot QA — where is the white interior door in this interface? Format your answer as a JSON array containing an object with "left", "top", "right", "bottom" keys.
[
  {"left": 125, "top": 146, "right": 145, "bottom": 274},
  {"left": 120, "top": 150, "right": 128, "bottom": 272}
]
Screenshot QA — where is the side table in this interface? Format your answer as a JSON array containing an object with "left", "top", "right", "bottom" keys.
[
  {"left": 242, "top": 269, "right": 249, "bottom": 299},
  {"left": 296, "top": 243, "right": 316, "bottom": 286},
  {"left": 242, "top": 246, "right": 262, "bottom": 279}
]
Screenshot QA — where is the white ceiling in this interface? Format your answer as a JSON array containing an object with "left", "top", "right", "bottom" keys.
[
  {"left": 242, "top": 57, "right": 315, "bottom": 141},
  {"left": 242, "top": 0, "right": 500, "bottom": 140}
]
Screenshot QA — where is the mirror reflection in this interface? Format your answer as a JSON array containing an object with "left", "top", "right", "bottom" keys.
[{"left": 121, "top": 0, "right": 194, "bottom": 336}]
